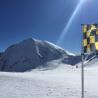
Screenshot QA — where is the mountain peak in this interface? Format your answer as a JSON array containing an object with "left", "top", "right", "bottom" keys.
[
  {"left": 0, "top": 38, "right": 80, "bottom": 72},
  {"left": 19, "top": 37, "right": 35, "bottom": 44},
  {"left": 22, "top": 38, "right": 34, "bottom": 42}
]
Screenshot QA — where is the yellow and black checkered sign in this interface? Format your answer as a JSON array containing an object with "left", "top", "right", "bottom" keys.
[{"left": 82, "top": 24, "right": 98, "bottom": 53}]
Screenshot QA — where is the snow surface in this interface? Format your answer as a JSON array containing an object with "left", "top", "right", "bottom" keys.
[
  {"left": 66, "top": 50, "right": 76, "bottom": 56},
  {"left": 0, "top": 62, "right": 98, "bottom": 98}
]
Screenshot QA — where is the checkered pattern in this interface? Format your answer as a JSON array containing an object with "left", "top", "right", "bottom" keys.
[{"left": 82, "top": 24, "right": 98, "bottom": 53}]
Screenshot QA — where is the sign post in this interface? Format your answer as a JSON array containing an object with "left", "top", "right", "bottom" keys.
[
  {"left": 81, "top": 24, "right": 98, "bottom": 98},
  {"left": 81, "top": 53, "right": 84, "bottom": 98},
  {"left": 81, "top": 24, "right": 84, "bottom": 98}
]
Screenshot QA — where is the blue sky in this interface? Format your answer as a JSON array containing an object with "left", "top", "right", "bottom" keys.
[{"left": 0, "top": 0, "right": 98, "bottom": 54}]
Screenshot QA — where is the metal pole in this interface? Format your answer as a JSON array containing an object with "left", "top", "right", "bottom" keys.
[
  {"left": 81, "top": 53, "right": 84, "bottom": 98},
  {"left": 81, "top": 24, "right": 85, "bottom": 98}
]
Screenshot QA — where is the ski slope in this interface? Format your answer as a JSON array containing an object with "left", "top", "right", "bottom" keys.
[{"left": 0, "top": 63, "right": 98, "bottom": 98}]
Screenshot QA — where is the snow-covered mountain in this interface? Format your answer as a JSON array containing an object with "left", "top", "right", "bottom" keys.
[
  {"left": 1, "top": 38, "right": 98, "bottom": 98},
  {"left": 0, "top": 38, "right": 81, "bottom": 72}
]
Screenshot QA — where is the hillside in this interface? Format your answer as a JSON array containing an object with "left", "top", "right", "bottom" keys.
[{"left": 0, "top": 38, "right": 81, "bottom": 72}]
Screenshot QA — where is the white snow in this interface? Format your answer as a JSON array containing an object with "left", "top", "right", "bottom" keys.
[
  {"left": 0, "top": 63, "right": 98, "bottom": 98},
  {"left": 35, "top": 43, "right": 43, "bottom": 58},
  {"left": 45, "top": 41, "right": 64, "bottom": 50},
  {"left": 65, "top": 50, "right": 76, "bottom": 56},
  {"left": 45, "top": 41, "right": 75, "bottom": 56}
]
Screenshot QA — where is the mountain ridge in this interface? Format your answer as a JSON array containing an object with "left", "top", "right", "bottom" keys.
[{"left": 0, "top": 38, "right": 81, "bottom": 72}]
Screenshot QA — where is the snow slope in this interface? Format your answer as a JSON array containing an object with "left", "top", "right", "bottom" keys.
[{"left": 0, "top": 63, "right": 98, "bottom": 98}]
